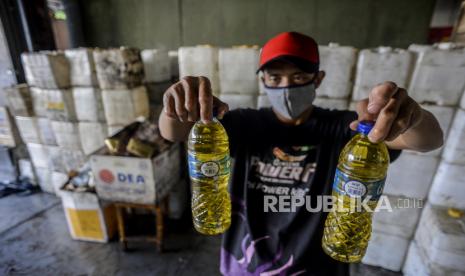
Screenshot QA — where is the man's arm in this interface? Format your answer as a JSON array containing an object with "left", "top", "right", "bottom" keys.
[
  {"left": 384, "top": 109, "right": 443, "bottom": 151},
  {"left": 351, "top": 82, "right": 444, "bottom": 152},
  {"left": 158, "top": 76, "right": 229, "bottom": 142}
]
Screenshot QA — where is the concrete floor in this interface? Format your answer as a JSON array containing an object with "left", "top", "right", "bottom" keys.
[{"left": 0, "top": 193, "right": 401, "bottom": 276}]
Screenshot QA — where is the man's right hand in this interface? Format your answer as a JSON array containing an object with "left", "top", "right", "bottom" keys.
[{"left": 163, "top": 76, "right": 229, "bottom": 123}]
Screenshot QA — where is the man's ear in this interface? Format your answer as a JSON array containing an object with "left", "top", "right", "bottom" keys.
[
  {"left": 260, "top": 72, "right": 266, "bottom": 85},
  {"left": 314, "top": 71, "right": 325, "bottom": 88}
]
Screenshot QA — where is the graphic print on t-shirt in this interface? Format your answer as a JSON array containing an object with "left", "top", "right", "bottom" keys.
[{"left": 247, "top": 145, "right": 318, "bottom": 197}]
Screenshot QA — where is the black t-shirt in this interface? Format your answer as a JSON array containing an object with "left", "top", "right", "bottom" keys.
[{"left": 218, "top": 107, "right": 401, "bottom": 276}]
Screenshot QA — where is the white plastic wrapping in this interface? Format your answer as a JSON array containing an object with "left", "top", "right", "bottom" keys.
[
  {"left": 51, "top": 171, "right": 68, "bottom": 197},
  {"left": 18, "top": 159, "right": 36, "bottom": 184},
  {"left": 93, "top": 47, "right": 144, "bottom": 89},
  {"left": 15, "top": 116, "right": 41, "bottom": 144},
  {"left": 412, "top": 104, "right": 456, "bottom": 157},
  {"left": 352, "top": 47, "right": 413, "bottom": 100},
  {"left": 318, "top": 43, "right": 357, "bottom": 98},
  {"left": 64, "top": 48, "right": 98, "bottom": 87},
  {"left": 0, "top": 107, "right": 21, "bottom": 147},
  {"left": 179, "top": 46, "right": 220, "bottom": 96},
  {"left": 414, "top": 204, "right": 465, "bottom": 272},
  {"left": 372, "top": 195, "right": 423, "bottom": 239},
  {"left": 4, "top": 84, "right": 34, "bottom": 117},
  {"left": 442, "top": 109, "right": 465, "bottom": 165},
  {"left": 384, "top": 152, "right": 439, "bottom": 199},
  {"left": 35, "top": 167, "right": 55, "bottom": 194},
  {"left": 72, "top": 87, "right": 106, "bottom": 122},
  {"left": 403, "top": 241, "right": 464, "bottom": 276},
  {"left": 27, "top": 143, "right": 50, "bottom": 169},
  {"left": 313, "top": 97, "right": 349, "bottom": 110},
  {"left": 219, "top": 47, "right": 259, "bottom": 95},
  {"left": 30, "top": 87, "right": 48, "bottom": 117},
  {"left": 362, "top": 231, "right": 410, "bottom": 272},
  {"left": 141, "top": 49, "right": 171, "bottom": 83},
  {"left": 78, "top": 122, "right": 108, "bottom": 155},
  {"left": 21, "top": 51, "right": 70, "bottom": 89},
  {"left": 48, "top": 145, "right": 65, "bottom": 173},
  {"left": 101, "top": 86, "right": 149, "bottom": 126},
  {"left": 408, "top": 43, "right": 465, "bottom": 106},
  {"left": 61, "top": 148, "right": 86, "bottom": 172},
  {"left": 51, "top": 121, "right": 82, "bottom": 151},
  {"left": 45, "top": 89, "right": 77, "bottom": 121},
  {"left": 36, "top": 117, "right": 57, "bottom": 145},
  {"left": 429, "top": 161, "right": 465, "bottom": 209}
]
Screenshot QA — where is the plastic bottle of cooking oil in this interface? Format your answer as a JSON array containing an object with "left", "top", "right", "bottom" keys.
[
  {"left": 322, "top": 121, "right": 389, "bottom": 263},
  {"left": 188, "top": 118, "right": 231, "bottom": 235}
]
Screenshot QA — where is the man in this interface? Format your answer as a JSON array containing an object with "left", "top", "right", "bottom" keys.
[{"left": 159, "top": 32, "right": 443, "bottom": 275}]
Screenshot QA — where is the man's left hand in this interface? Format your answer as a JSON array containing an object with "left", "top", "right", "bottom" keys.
[{"left": 350, "top": 82, "right": 424, "bottom": 143}]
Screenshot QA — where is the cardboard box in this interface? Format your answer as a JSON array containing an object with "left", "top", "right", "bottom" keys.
[
  {"left": 61, "top": 190, "right": 116, "bottom": 242},
  {"left": 91, "top": 142, "right": 180, "bottom": 204}
]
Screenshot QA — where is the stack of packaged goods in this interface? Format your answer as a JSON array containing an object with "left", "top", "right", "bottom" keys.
[
  {"left": 340, "top": 47, "right": 417, "bottom": 270},
  {"left": 358, "top": 47, "right": 440, "bottom": 271},
  {"left": 218, "top": 46, "right": 260, "bottom": 110},
  {"left": 18, "top": 51, "right": 76, "bottom": 194},
  {"left": 313, "top": 43, "right": 357, "bottom": 110},
  {"left": 66, "top": 48, "right": 109, "bottom": 157},
  {"left": 3, "top": 84, "right": 38, "bottom": 185},
  {"left": 361, "top": 43, "right": 465, "bottom": 273},
  {"left": 401, "top": 44, "right": 465, "bottom": 274},
  {"left": 141, "top": 49, "right": 172, "bottom": 118},
  {"left": 178, "top": 45, "right": 220, "bottom": 97},
  {"left": 0, "top": 103, "right": 24, "bottom": 185},
  {"left": 90, "top": 120, "right": 182, "bottom": 212},
  {"left": 93, "top": 47, "right": 149, "bottom": 136}
]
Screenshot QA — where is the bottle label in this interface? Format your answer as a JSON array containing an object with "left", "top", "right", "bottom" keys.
[
  {"left": 188, "top": 153, "right": 230, "bottom": 178},
  {"left": 332, "top": 168, "right": 385, "bottom": 200}
]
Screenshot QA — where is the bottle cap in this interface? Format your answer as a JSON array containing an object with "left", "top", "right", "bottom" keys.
[{"left": 357, "top": 121, "right": 374, "bottom": 135}]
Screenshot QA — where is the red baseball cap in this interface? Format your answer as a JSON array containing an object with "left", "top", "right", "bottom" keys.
[{"left": 258, "top": 32, "right": 319, "bottom": 73}]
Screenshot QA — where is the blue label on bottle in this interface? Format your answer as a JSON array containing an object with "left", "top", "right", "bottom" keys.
[
  {"left": 188, "top": 153, "right": 230, "bottom": 179},
  {"left": 332, "top": 168, "right": 385, "bottom": 200}
]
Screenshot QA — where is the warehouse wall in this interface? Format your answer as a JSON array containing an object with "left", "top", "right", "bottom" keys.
[{"left": 80, "top": 0, "right": 436, "bottom": 49}]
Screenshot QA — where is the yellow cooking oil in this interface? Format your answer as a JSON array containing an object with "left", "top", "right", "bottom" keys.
[
  {"left": 188, "top": 118, "right": 231, "bottom": 235},
  {"left": 322, "top": 121, "right": 389, "bottom": 263}
]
